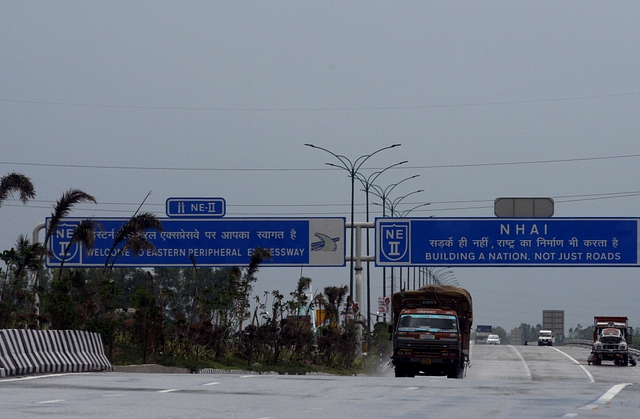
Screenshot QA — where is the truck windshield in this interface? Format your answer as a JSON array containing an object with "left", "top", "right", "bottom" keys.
[{"left": 397, "top": 314, "right": 458, "bottom": 332}]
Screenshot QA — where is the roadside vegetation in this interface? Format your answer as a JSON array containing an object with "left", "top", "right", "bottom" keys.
[{"left": 0, "top": 172, "right": 389, "bottom": 376}]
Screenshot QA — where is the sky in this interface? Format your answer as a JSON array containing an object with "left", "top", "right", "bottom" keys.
[{"left": 2, "top": 1, "right": 640, "bottom": 334}]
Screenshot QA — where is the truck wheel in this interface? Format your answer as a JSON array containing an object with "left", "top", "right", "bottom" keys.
[
  {"left": 622, "top": 355, "right": 628, "bottom": 366},
  {"left": 394, "top": 367, "right": 406, "bottom": 377},
  {"left": 447, "top": 366, "right": 463, "bottom": 379}
]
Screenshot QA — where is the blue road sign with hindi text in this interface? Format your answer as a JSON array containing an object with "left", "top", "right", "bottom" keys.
[
  {"left": 376, "top": 217, "right": 640, "bottom": 267},
  {"left": 47, "top": 217, "right": 345, "bottom": 268}
]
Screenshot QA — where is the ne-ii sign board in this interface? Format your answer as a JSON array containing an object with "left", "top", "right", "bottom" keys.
[
  {"left": 46, "top": 217, "right": 345, "bottom": 268},
  {"left": 376, "top": 218, "right": 640, "bottom": 267}
]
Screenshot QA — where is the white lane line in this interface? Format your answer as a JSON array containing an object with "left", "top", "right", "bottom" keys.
[
  {"left": 579, "top": 383, "right": 633, "bottom": 410},
  {"left": 1, "top": 373, "right": 87, "bottom": 382},
  {"left": 406, "top": 387, "right": 419, "bottom": 390},
  {"left": 508, "top": 345, "right": 532, "bottom": 381},
  {"left": 158, "top": 389, "right": 180, "bottom": 393},
  {"left": 36, "top": 399, "right": 66, "bottom": 404},
  {"left": 201, "top": 381, "right": 221, "bottom": 386},
  {"left": 550, "top": 347, "right": 594, "bottom": 383}
]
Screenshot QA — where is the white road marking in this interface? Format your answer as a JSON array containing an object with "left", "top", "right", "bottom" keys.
[
  {"left": 551, "top": 347, "right": 594, "bottom": 383},
  {"left": 0, "top": 373, "right": 86, "bottom": 382},
  {"left": 508, "top": 345, "right": 532, "bottom": 381},
  {"left": 158, "top": 389, "right": 180, "bottom": 393},
  {"left": 36, "top": 399, "right": 65, "bottom": 404},
  {"left": 202, "top": 381, "right": 221, "bottom": 386},
  {"left": 579, "top": 383, "right": 633, "bottom": 410}
]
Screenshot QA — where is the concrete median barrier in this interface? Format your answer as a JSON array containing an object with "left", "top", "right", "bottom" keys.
[{"left": 0, "top": 329, "right": 112, "bottom": 377}]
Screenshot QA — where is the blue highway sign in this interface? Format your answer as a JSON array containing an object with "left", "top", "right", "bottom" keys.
[
  {"left": 47, "top": 217, "right": 345, "bottom": 268},
  {"left": 166, "top": 197, "right": 226, "bottom": 218},
  {"left": 376, "top": 217, "right": 640, "bottom": 267}
]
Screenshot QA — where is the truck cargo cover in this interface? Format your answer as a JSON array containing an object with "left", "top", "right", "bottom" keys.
[{"left": 393, "top": 285, "right": 473, "bottom": 326}]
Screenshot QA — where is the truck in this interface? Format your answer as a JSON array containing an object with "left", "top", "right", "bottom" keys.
[
  {"left": 476, "top": 325, "right": 492, "bottom": 343},
  {"left": 389, "top": 285, "right": 472, "bottom": 378},
  {"left": 537, "top": 330, "right": 555, "bottom": 346},
  {"left": 588, "top": 316, "right": 636, "bottom": 366}
]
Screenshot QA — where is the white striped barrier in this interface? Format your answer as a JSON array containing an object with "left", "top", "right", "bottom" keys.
[{"left": 0, "top": 329, "right": 112, "bottom": 377}]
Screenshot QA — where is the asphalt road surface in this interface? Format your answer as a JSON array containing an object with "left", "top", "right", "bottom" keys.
[{"left": 1, "top": 344, "right": 638, "bottom": 418}]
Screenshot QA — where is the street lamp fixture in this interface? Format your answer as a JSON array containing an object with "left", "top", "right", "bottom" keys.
[{"left": 305, "top": 143, "right": 401, "bottom": 299}]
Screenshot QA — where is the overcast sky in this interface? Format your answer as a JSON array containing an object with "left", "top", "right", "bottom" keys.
[{"left": 2, "top": 1, "right": 640, "bottom": 334}]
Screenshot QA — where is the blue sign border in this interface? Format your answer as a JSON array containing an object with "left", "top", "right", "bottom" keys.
[{"left": 376, "top": 217, "right": 640, "bottom": 267}]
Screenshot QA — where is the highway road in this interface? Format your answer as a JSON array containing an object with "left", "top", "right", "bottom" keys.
[{"left": 1, "top": 344, "right": 638, "bottom": 418}]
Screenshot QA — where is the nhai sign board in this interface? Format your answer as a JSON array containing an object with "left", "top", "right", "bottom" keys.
[
  {"left": 47, "top": 217, "right": 345, "bottom": 268},
  {"left": 376, "top": 217, "right": 640, "bottom": 267}
]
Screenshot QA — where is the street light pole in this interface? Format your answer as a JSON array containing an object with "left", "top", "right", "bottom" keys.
[
  {"left": 355, "top": 160, "right": 408, "bottom": 335},
  {"left": 305, "top": 143, "right": 401, "bottom": 301},
  {"left": 368, "top": 175, "right": 420, "bottom": 321}
]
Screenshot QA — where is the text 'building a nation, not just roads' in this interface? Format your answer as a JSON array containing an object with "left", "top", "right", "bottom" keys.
[{"left": 376, "top": 218, "right": 640, "bottom": 267}]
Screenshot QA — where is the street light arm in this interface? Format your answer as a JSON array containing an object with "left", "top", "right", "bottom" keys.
[
  {"left": 355, "top": 160, "right": 408, "bottom": 191},
  {"left": 352, "top": 144, "right": 401, "bottom": 174},
  {"left": 398, "top": 202, "right": 431, "bottom": 217},
  {"left": 390, "top": 189, "right": 424, "bottom": 208}
]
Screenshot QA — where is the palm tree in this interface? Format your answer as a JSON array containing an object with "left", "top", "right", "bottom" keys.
[
  {"left": 55, "top": 219, "right": 102, "bottom": 280},
  {"left": 0, "top": 172, "right": 35, "bottom": 208},
  {"left": 103, "top": 212, "right": 163, "bottom": 273},
  {"left": 323, "top": 285, "right": 349, "bottom": 326},
  {"left": 44, "top": 188, "right": 97, "bottom": 247}
]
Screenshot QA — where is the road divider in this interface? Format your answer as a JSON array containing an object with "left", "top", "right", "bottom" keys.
[{"left": 0, "top": 329, "right": 112, "bottom": 377}]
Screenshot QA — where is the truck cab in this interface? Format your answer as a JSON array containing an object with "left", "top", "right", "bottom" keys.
[
  {"left": 589, "top": 316, "right": 633, "bottom": 366},
  {"left": 390, "top": 285, "right": 472, "bottom": 379}
]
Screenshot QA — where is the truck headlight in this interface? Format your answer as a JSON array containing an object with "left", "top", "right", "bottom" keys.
[
  {"left": 594, "top": 342, "right": 603, "bottom": 350},
  {"left": 619, "top": 342, "right": 627, "bottom": 350}
]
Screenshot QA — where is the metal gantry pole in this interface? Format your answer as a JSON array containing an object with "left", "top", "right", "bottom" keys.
[{"left": 354, "top": 161, "right": 407, "bottom": 334}]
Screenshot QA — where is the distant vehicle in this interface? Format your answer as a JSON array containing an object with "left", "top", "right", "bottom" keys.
[
  {"left": 476, "top": 325, "right": 492, "bottom": 343},
  {"left": 537, "top": 330, "right": 555, "bottom": 346},
  {"left": 486, "top": 334, "right": 500, "bottom": 345}
]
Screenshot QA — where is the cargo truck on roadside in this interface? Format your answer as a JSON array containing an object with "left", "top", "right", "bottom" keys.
[{"left": 389, "top": 285, "right": 472, "bottom": 378}]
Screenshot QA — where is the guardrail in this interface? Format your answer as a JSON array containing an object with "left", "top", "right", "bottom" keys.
[
  {"left": 565, "top": 339, "right": 640, "bottom": 357},
  {"left": 0, "top": 329, "right": 112, "bottom": 377}
]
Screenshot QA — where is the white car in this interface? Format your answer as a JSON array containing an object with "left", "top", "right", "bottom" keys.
[{"left": 486, "top": 334, "right": 501, "bottom": 345}]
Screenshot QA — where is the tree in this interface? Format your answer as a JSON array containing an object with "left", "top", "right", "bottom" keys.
[
  {"left": 0, "top": 236, "right": 47, "bottom": 328},
  {"left": 55, "top": 219, "right": 102, "bottom": 279},
  {"left": 103, "top": 212, "right": 163, "bottom": 273},
  {"left": 493, "top": 326, "right": 507, "bottom": 343},
  {"left": 0, "top": 172, "right": 35, "bottom": 208},
  {"left": 44, "top": 188, "right": 97, "bottom": 247}
]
